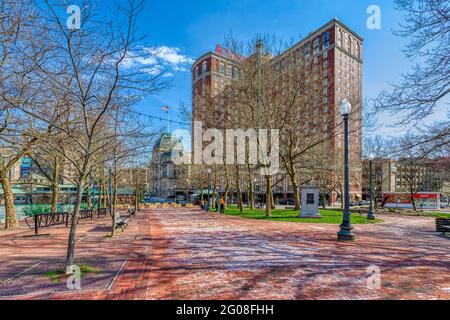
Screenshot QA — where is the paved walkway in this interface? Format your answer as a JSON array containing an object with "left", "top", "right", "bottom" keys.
[
  {"left": 0, "top": 211, "right": 153, "bottom": 299},
  {"left": 1, "top": 208, "right": 449, "bottom": 299}
]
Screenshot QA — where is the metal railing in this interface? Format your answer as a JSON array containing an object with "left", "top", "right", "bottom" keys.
[{"left": 25, "top": 208, "right": 110, "bottom": 236}]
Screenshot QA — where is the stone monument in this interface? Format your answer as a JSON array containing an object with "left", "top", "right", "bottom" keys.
[{"left": 300, "top": 185, "right": 321, "bottom": 218}]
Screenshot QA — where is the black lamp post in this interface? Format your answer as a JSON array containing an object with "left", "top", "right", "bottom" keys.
[
  {"left": 207, "top": 168, "right": 211, "bottom": 210},
  {"left": 253, "top": 178, "right": 257, "bottom": 208},
  {"left": 367, "top": 154, "right": 376, "bottom": 220},
  {"left": 337, "top": 99, "right": 355, "bottom": 241}
]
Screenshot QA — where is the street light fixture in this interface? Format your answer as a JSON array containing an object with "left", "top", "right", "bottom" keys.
[
  {"left": 253, "top": 178, "right": 257, "bottom": 208},
  {"left": 337, "top": 100, "right": 355, "bottom": 241},
  {"left": 367, "top": 153, "right": 376, "bottom": 220},
  {"left": 207, "top": 168, "right": 212, "bottom": 211}
]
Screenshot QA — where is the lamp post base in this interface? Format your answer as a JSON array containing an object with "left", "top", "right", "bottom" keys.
[
  {"left": 337, "top": 225, "right": 355, "bottom": 241},
  {"left": 367, "top": 212, "right": 376, "bottom": 220}
]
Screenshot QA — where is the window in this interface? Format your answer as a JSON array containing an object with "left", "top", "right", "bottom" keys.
[
  {"left": 313, "top": 38, "right": 320, "bottom": 55},
  {"left": 297, "top": 48, "right": 302, "bottom": 62},
  {"left": 234, "top": 66, "right": 239, "bottom": 79},
  {"left": 219, "top": 62, "right": 225, "bottom": 75},
  {"left": 195, "top": 66, "right": 199, "bottom": 79},
  {"left": 355, "top": 43, "right": 360, "bottom": 58},
  {"left": 338, "top": 30, "right": 343, "bottom": 47},
  {"left": 202, "top": 61, "right": 207, "bottom": 74},
  {"left": 304, "top": 44, "right": 310, "bottom": 60},
  {"left": 347, "top": 35, "right": 352, "bottom": 53},
  {"left": 323, "top": 31, "right": 330, "bottom": 49},
  {"left": 226, "top": 65, "right": 232, "bottom": 77}
]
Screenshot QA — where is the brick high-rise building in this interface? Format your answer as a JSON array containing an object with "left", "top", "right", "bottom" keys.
[{"left": 191, "top": 18, "right": 363, "bottom": 204}]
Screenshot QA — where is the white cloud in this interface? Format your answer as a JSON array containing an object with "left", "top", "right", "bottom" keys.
[
  {"left": 146, "top": 46, "right": 194, "bottom": 65},
  {"left": 123, "top": 46, "right": 193, "bottom": 77}
]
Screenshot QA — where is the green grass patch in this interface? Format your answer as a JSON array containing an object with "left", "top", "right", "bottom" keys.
[
  {"left": 423, "top": 212, "right": 450, "bottom": 219},
  {"left": 383, "top": 210, "right": 450, "bottom": 219},
  {"left": 220, "top": 207, "right": 383, "bottom": 224},
  {"left": 46, "top": 265, "right": 102, "bottom": 282}
]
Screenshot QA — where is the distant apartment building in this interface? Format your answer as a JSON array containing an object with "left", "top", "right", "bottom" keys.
[
  {"left": 191, "top": 18, "right": 363, "bottom": 203},
  {"left": 363, "top": 157, "right": 448, "bottom": 198}
]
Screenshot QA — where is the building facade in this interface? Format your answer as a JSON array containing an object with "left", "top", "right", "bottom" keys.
[
  {"left": 363, "top": 157, "right": 449, "bottom": 201},
  {"left": 149, "top": 133, "right": 185, "bottom": 199},
  {"left": 191, "top": 18, "right": 363, "bottom": 203}
]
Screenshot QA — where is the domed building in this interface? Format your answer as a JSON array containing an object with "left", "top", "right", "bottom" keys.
[{"left": 149, "top": 132, "right": 186, "bottom": 199}]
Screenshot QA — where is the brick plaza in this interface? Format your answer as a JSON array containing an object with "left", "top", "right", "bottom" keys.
[{"left": 0, "top": 208, "right": 448, "bottom": 300}]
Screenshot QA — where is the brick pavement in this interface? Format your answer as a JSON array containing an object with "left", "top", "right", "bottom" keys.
[{"left": 1, "top": 208, "right": 449, "bottom": 300}]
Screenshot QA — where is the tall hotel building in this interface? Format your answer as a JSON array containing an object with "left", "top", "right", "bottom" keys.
[{"left": 191, "top": 18, "right": 363, "bottom": 203}]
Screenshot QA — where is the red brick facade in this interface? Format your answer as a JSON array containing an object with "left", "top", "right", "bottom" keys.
[{"left": 191, "top": 18, "right": 363, "bottom": 204}]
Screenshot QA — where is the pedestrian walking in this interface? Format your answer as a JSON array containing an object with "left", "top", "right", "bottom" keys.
[{"left": 219, "top": 196, "right": 225, "bottom": 214}]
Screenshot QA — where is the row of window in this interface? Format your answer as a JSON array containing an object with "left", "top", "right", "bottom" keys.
[
  {"left": 337, "top": 29, "right": 361, "bottom": 59},
  {"left": 194, "top": 60, "right": 240, "bottom": 80}
]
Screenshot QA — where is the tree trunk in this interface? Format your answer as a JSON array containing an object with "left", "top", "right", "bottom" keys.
[
  {"left": 410, "top": 186, "right": 417, "bottom": 211},
  {"left": 271, "top": 191, "right": 276, "bottom": 209},
  {"left": 236, "top": 176, "right": 243, "bottom": 213},
  {"left": 50, "top": 158, "right": 60, "bottom": 212},
  {"left": 98, "top": 182, "right": 103, "bottom": 209},
  {"left": 289, "top": 173, "right": 300, "bottom": 210},
  {"left": 322, "top": 193, "right": 327, "bottom": 209},
  {"left": 224, "top": 183, "right": 229, "bottom": 208},
  {"left": 265, "top": 175, "right": 272, "bottom": 217},
  {"left": 0, "top": 173, "right": 18, "bottom": 229},
  {"left": 65, "top": 176, "right": 85, "bottom": 274},
  {"left": 249, "top": 180, "right": 254, "bottom": 209},
  {"left": 134, "top": 189, "right": 138, "bottom": 210},
  {"left": 212, "top": 186, "right": 216, "bottom": 209},
  {"left": 51, "top": 180, "right": 59, "bottom": 212},
  {"left": 86, "top": 183, "right": 93, "bottom": 209}
]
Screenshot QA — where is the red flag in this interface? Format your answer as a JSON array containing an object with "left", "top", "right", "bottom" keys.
[{"left": 162, "top": 105, "right": 169, "bottom": 112}]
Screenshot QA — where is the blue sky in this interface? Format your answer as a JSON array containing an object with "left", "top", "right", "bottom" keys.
[{"left": 125, "top": 0, "right": 445, "bottom": 136}]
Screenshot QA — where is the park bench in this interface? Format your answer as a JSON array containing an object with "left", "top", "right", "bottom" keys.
[
  {"left": 436, "top": 218, "right": 450, "bottom": 235},
  {"left": 114, "top": 213, "right": 128, "bottom": 231}
]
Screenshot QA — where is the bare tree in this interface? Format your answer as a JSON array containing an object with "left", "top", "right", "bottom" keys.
[
  {"left": 5, "top": 0, "right": 169, "bottom": 272},
  {"left": 376, "top": 0, "right": 449, "bottom": 122}
]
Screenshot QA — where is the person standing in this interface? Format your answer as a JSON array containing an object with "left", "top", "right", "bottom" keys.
[{"left": 219, "top": 196, "right": 225, "bottom": 214}]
